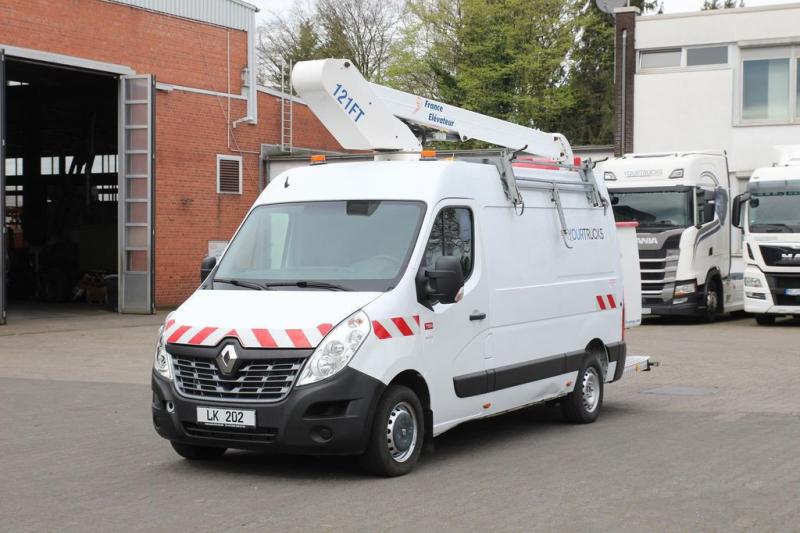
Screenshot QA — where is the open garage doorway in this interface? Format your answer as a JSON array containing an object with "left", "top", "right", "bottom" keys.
[{"left": 1, "top": 54, "right": 154, "bottom": 324}]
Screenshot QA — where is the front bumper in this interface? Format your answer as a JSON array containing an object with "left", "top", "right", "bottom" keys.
[
  {"left": 152, "top": 367, "right": 385, "bottom": 455},
  {"left": 743, "top": 267, "right": 800, "bottom": 316},
  {"left": 642, "top": 293, "right": 702, "bottom": 317}
]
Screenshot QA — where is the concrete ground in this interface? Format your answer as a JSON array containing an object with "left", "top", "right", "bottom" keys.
[{"left": 1, "top": 305, "right": 799, "bottom": 532}]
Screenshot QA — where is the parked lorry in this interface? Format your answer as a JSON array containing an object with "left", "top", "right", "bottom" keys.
[
  {"left": 733, "top": 146, "right": 800, "bottom": 325},
  {"left": 151, "top": 58, "right": 650, "bottom": 476},
  {"left": 602, "top": 152, "right": 744, "bottom": 321}
]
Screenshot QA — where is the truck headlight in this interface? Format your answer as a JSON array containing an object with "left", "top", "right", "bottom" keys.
[
  {"left": 674, "top": 281, "right": 697, "bottom": 298},
  {"left": 297, "top": 310, "right": 370, "bottom": 386},
  {"left": 744, "top": 276, "right": 762, "bottom": 288},
  {"left": 154, "top": 326, "right": 173, "bottom": 380}
]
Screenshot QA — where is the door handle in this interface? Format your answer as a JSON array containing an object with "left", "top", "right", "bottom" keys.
[{"left": 470, "top": 311, "right": 487, "bottom": 321}]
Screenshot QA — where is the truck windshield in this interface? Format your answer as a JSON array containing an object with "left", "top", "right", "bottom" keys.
[
  {"left": 610, "top": 190, "right": 692, "bottom": 230},
  {"left": 749, "top": 185, "right": 800, "bottom": 233},
  {"left": 213, "top": 200, "right": 426, "bottom": 292}
]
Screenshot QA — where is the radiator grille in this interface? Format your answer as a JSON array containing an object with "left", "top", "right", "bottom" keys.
[{"left": 173, "top": 355, "right": 304, "bottom": 403}]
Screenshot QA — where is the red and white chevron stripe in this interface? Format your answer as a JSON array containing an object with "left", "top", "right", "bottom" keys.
[
  {"left": 162, "top": 319, "right": 334, "bottom": 349},
  {"left": 596, "top": 294, "right": 618, "bottom": 311},
  {"left": 372, "top": 315, "right": 420, "bottom": 340}
]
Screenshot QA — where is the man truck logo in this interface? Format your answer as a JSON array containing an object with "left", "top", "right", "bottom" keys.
[
  {"left": 782, "top": 253, "right": 800, "bottom": 262},
  {"left": 624, "top": 169, "right": 663, "bottom": 178},
  {"left": 217, "top": 345, "right": 238, "bottom": 374},
  {"left": 638, "top": 236, "right": 659, "bottom": 245}
]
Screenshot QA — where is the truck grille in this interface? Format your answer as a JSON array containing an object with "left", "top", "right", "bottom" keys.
[
  {"left": 760, "top": 245, "right": 800, "bottom": 267},
  {"left": 173, "top": 356, "right": 305, "bottom": 403},
  {"left": 639, "top": 249, "right": 679, "bottom": 303}
]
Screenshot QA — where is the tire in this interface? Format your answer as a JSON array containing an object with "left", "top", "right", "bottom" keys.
[
  {"left": 170, "top": 441, "right": 227, "bottom": 460},
  {"left": 359, "top": 384, "right": 424, "bottom": 477},
  {"left": 755, "top": 315, "right": 776, "bottom": 326},
  {"left": 700, "top": 277, "right": 721, "bottom": 323},
  {"left": 561, "top": 356, "right": 604, "bottom": 424}
]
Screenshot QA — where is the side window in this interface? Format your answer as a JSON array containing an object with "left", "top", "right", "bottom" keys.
[{"left": 424, "top": 207, "right": 474, "bottom": 278}]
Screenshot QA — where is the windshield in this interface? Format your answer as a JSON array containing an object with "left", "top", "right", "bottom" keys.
[
  {"left": 214, "top": 200, "right": 426, "bottom": 291},
  {"left": 610, "top": 189, "right": 692, "bottom": 230},
  {"left": 748, "top": 184, "right": 800, "bottom": 233}
]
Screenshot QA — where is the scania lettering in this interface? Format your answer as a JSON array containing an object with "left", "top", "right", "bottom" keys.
[
  {"left": 732, "top": 146, "right": 800, "bottom": 325},
  {"left": 603, "top": 152, "right": 744, "bottom": 321},
  {"left": 151, "top": 58, "right": 650, "bottom": 476}
]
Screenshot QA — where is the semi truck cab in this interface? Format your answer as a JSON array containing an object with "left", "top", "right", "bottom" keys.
[
  {"left": 733, "top": 146, "right": 800, "bottom": 325},
  {"left": 603, "top": 152, "right": 744, "bottom": 320}
]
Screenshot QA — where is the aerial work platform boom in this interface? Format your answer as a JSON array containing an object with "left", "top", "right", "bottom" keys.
[{"left": 292, "top": 58, "right": 573, "bottom": 162}]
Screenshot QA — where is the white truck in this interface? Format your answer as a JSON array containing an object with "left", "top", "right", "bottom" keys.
[
  {"left": 151, "top": 58, "right": 649, "bottom": 476},
  {"left": 602, "top": 152, "right": 744, "bottom": 321},
  {"left": 733, "top": 146, "right": 800, "bottom": 325}
]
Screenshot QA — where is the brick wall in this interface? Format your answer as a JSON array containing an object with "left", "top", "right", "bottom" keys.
[
  {"left": 2, "top": 0, "right": 346, "bottom": 307},
  {"left": 0, "top": 0, "right": 245, "bottom": 94},
  {"left": 154, "top": 91, "right": 342, "bottom": 306}
]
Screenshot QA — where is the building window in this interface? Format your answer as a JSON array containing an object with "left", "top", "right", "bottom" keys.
[
  {"left": 5, "top": 158, "right": 23, "bottom": 176},
  {"left": 742, "top": 58, "right": 790, "bottom": 121},
  {"left": 686, "top": 46, "right": 728, "bottom": 67},
  {"left": 217, "top": 155, "right": 242, "bottom": 194},
  {"left": 640, "top": 49, "right": 681, "bottom": 69}
]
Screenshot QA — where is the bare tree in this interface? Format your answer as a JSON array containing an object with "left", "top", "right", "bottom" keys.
[
  {"left": 316, "top": 0, "right": 403, "bottom": 82},
  {"left": 256, "top": 3, "right": 323, "bottom": 87}
]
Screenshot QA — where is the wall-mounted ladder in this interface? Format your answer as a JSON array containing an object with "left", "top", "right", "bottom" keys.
[{"left": 280, "top": 60, "right": 293, "bottom": 153}]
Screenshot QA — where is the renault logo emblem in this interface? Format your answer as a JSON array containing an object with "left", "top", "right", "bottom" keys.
[{"left": 217, "top": 345, "right": 238, "bottom": 374}]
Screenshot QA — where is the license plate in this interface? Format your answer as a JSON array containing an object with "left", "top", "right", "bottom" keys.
[
  {"left": 196, "top": 406, "right": 255, "bottom": 428},
  {"left": 642, "top": 307, "right": 652, "bottom": 315},
  {"left": 786, "top": 289, "right": 800, "bottom": 296}
]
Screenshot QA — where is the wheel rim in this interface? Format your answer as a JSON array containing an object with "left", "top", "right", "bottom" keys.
[
  {"left": 706, "top": 288, "right": 718, "bottom": 314},
  {"left": 386, "top": 401, "right": 418, "bottom": 463},
  {"left": 581, "top": 368, "right": 601, "bottom": 413}
]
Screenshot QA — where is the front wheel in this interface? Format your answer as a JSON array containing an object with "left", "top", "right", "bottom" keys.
[
  {"left": 561, "top": 357, "right": 604, "bottom": 424},
  {"left": 359, "top": 384, "right": 424, "bottom": 477},
  {"left": 700, "top": 278, "right": 721, "bottom": 323},
  {"left": 755, "top": 315, "right": 776, "bottom": 326}
]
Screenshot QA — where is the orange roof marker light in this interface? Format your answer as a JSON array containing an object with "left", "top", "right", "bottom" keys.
[
  {"left": 310, "top": 154, "right": 327, "bottom": 165},
  {"left": 420, "top": 149, "right": 437, "bottom": 160}
]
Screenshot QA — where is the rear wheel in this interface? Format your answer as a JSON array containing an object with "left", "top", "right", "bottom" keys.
[
  {"left": 170, "top": 442, "right": 227, "bottom": 460},
  {"left": 755, "top": 315, "right": 776, "bottom": 326},
  {"left": 359, "top": 384, "right": 424, "bottom": 477},
  {"left": 561, "top": 356, "right": 604, "bottom": 424}
]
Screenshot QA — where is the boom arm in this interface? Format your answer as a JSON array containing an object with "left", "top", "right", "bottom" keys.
[{"left": 292, "top": 58, "right": 573, "bottom": 162}]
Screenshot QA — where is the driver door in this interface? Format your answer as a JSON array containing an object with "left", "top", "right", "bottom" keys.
[{"left": 418, "top": 201, "right": 490, "bottom": 427}]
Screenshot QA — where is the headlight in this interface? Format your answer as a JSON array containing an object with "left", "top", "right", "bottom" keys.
[
  {"left": 744, "top": 276, "right": 762, "bottom": 288},
  {"left": 154, "top": 326, "right": 173, "bottom": 380},
  {"left": 297, "top": 310, "right": 371, "bottom": 386},
  {"left": 674, "top": 281, "right": 697, "bottom": 298}
]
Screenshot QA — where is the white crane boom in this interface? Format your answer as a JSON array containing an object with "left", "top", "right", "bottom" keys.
[{"left": 292, "top": 58, "right": 573, "bottom": 162}]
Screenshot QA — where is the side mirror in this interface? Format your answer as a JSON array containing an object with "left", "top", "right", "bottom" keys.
[
  {"left": 200, "top": 255, "right": 217, "bottom": 283},
  {"left": 425, "top": 256, "right": 464, "bottom": 304},
  {"left": 610, "top": 196, "right": 620, "bottom": 206},
  {"left": 731, "top": 193, "right": 749, "bottom": 229}
]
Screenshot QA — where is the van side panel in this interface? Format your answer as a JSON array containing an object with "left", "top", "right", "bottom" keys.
[{"left": 478, "top": 179, "right": 623, "bottom": 414}]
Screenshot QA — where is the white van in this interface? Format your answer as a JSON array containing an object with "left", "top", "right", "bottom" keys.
[{"left": 151, "top": 59, "right": 642, "bottom": 476}]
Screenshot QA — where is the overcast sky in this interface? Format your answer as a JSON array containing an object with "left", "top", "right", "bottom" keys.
[{"left": 249, "top": 0, "right": 798, "bottom": 21}]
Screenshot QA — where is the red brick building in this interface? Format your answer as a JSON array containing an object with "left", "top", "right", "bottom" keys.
[{"left": 0, "top": 0, "right": 342, "bottom": 322}]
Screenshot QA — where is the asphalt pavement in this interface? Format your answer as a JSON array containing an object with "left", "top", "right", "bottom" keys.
[{"left": 1, "top": 306, "right": 799, "bottom": 532}]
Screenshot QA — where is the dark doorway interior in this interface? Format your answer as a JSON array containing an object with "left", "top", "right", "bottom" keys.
[{"left": 4, "top": 60, "right": 118, "bottom": 308}]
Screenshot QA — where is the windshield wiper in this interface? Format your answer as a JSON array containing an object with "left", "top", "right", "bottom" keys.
[
  {"left": 262, "top": 280, "right": 351, "bottom": 291},
  {"left": 752, "top": 223, "right": 795, "bottom": 233},
  {"left": 213, "top": 278, "right": 264, "bottom": 290}
]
